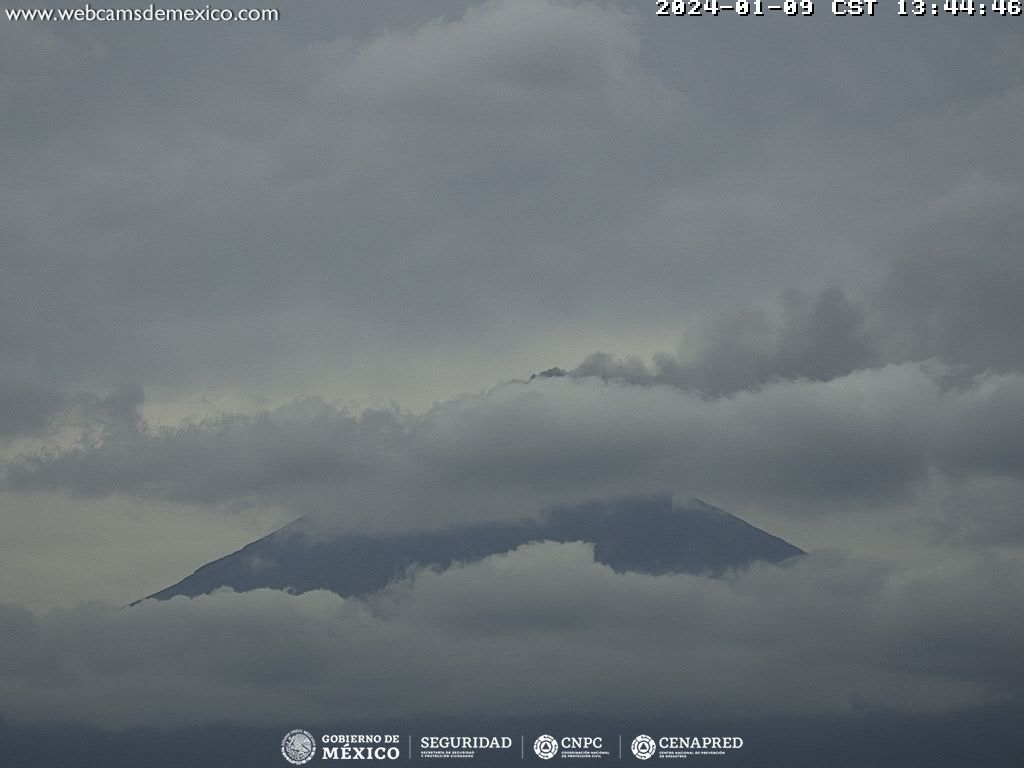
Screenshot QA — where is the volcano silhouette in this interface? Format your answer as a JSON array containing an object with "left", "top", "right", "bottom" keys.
[{"left": 140, "top": 495, "right": 803, "bottom": 603}]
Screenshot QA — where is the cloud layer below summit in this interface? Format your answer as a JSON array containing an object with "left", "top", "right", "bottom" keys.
[{"left": 3, "top": 543, "right": 1022, "bottom": 728}]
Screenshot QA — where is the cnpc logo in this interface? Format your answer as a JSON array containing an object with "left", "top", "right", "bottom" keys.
[
  {"left": 533, "top": 734, "right": 559, "bottom": 760},
  {"left": 534, "top": 734, "right": 604, "bottom": 759}
]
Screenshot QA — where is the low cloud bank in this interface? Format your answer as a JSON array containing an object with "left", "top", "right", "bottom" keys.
[{"left": 1, "top": 542, "right": 1021, "bottom": 728}]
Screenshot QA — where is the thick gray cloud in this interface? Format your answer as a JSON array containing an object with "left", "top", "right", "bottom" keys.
[
  {"left": 7, "top": 364, "right": 1024, "bottom": 543},
  {"left": 550, "top": 230, "right": 1024, "bottom": 395},
  {"left": 0, "top": 376, "right": 65, "bottom": 437},
  {"left": 1, "top": 543, "right": 1021, "bottom": 728},
  {"left": 555, "top": 287, "right": 879, "bottom": 395},
  {"left": 2, "top": 1, "right": 1021, "bottom": 411},
  {"left": 876, "top": 199, "right": 1024, "bottom": 373},
  {"left": 0, "top": 0, "right": 684, "bottom": 403}
]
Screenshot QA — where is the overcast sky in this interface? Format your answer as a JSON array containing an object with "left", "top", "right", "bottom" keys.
[{"left": 2, "top": 0, "right": 1023, "bottom": 757}]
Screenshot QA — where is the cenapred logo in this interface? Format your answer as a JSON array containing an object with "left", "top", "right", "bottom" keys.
[
  {"left": 282, "top": 729, "right": 317, "bottom": 765},
  {"left": 534, "top": 734, "right": 559, "bottom": 760},
  {"left": 631, "top": 734, "right": 656, "bottom": 760}
]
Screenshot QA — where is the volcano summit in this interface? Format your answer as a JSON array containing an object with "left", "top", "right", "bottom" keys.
[{"left": 140, "top": 496, "right": 803, "bottom": 603}]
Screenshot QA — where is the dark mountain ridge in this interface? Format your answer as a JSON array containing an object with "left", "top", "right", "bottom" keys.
[{"left": 139, "top": 495, "right": 803, "bottom": 603}]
